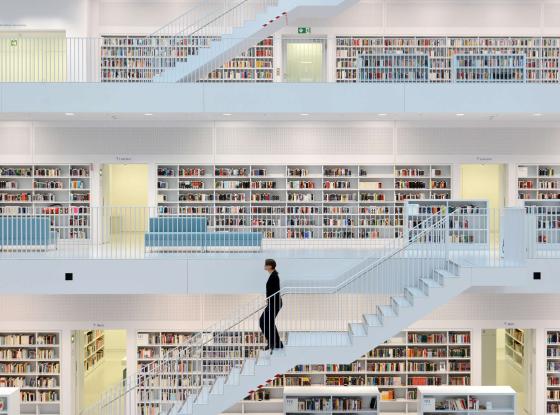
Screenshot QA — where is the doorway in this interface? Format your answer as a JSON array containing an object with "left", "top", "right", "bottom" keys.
[
  {"left": 101, "top": 164, "right": 149, "bottom": 242},
  {"left": 73, "top": 329, "right": 127, "bottom": 412},
  {"left": 482, "top": 329, "right": 534, "bottom": 415},
  {"left": 283, "top": 38, "right": 327, "bottom": 82},
  {"left": 460, "top": 164, "right": 507, "bottom": 242}
]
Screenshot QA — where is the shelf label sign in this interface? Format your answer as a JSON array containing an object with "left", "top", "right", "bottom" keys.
[{"left": 297, "top": 27, "right": 311, "bottom": 34}]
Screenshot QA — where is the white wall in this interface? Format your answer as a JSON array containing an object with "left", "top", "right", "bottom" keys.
[
  {"left": 5, "top": 0, "right": 560, "bottom": 38},
  {"left": 0, "top": 0, "right": 90, "bottom": 37},
  {"left": 1, "top": 119, "right": 559, "bottom": 207}
]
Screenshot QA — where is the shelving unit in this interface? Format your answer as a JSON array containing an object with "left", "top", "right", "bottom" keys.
[
  {"left": 547, "top": 331, "right": 560, "bottom": 414},
  {"left": 504, "top": 329, "right": 524, "bottom": 368},
  {"left": 156, "top": 164, "right": 452, "bottom": 240},
  {"left": 517, "top": 164, "right": 560, "bottom": 201},
  {"left": 0, "top": 388, "right": 19, "bottom": 415},
  {"left": 138, "top": 330, "right": 470, "bottom": 414},
  {"left": 0, "top": 164, "right": 91, "bottom": 240},
  {"left": 453, "top": 54, "right": 525, "bottom": 83},
  {"left": 417, "top": 385, "right": 516, "bottom": 414},
  {"left": 136, "top": 330, "right": 267, "bottom": 414},
  {"left": 284, "top": 386, "right": 379, "bottom": 414},
  {"left": 84, "top": 330, "right": 105, "bottom": 372},
  {"left": 519, "top": 164, "right": 560, "bottom": 247},
  {"left": 101, "top": 36, "right": 273, "bottom": 83},
  {"left": 404, "top": 200, "right": 489, "bottom": 245},
  {"left": 203, "top": 37, "right": 274, "bottom": 82},
  {"left": 0, "top": 332, "right": 60, "bottom": 415},
  {"left": 336, "top": 36, "right": 559, "bottom": 83}
]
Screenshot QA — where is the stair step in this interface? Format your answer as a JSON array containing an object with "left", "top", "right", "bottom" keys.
[
  {"left": 177, "top": 395, "right": 195, "bottom": 415},
  {"left": 435, "top": 269, "right": 458, "bottom": 279},
  {"left": 349, "top": 322, "right": 366, "bottom": 337},
  {"left": 363, "top": 313, "right": 382, "bottom": 327},
  {"left": 420, "top": 277, "right": 442, "bottom": 288},
  {"left": 392, "top": 296, "right": 411, "bottom": 308},
  {"left": 287, "top": 331, "right": 351, "bottom": 347},
  {"left": 377, "top": 305, "right": 396, "bottom": 318},
  {"left": 257, "top": 351, "right": 271, "bottom": 366},
  {"left": 195, "top": 385, "right": 211, "bottom": 405},
  {"left": 405, "top": 287, "right": 426, "bottom": 297},
  {"left": 210, "top": 376, "right": 226, "bottom": 395},
  {"left": 225, "top": 366, "right": 241, "bottom": 385},
  {"left": 241, "top": 358, "right": 256, "bottom": 375}
]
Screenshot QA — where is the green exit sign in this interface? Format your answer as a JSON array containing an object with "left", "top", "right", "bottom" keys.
[
  {"left": 297, "top": 27, "right": 311, "bottom": 34},
  {"left": 10, "top": 39, "right": 17, "bottom": 47}
]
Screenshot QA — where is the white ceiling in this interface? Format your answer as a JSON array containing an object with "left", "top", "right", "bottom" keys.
[{"left": 0, "top": 112, "right": 557, "bottom": 124}]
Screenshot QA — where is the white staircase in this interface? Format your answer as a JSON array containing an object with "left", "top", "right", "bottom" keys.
[
  {"left": 80, "top": 213, "right": 474, "bottom": 415},
  {"left": 151, "top": 0, "right": 359, "bottom": 83},
  {"left": 176, "top": 265, "right": 469, "bottom": 415}
]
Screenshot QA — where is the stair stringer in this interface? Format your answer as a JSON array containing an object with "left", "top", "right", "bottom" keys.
[
  {"left": 153, "top": 0, "right": 359, "bottom": 83},
  {"left": 183, "top": 269, "right": 471, "bottom": 415}
]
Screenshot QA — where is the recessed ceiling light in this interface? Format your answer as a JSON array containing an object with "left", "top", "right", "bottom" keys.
[
  {"left": 300, "top": 113, "right": 310, "bottom": 116},
  {"left": 377, "top": 113, "right": 387, "bottom": 116},
  {"left": 456, "top": 113, "right": 465, "bottom": 117},
  {"left": 533, "top": 113, "right": 543, "bottom": 117},
  {"left": 223, "top": 113, "right": 233, "bottom": 116},
  {"left": 65, "top": 112, "right": 75, "bottom": 116},
  {"left": 144, "top": 113, "right": 153, "bottom": 116}
]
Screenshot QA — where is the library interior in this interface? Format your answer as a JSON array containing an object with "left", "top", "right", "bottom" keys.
[{"left": 2, "top": 1, "right": 560, "bottom": 415}]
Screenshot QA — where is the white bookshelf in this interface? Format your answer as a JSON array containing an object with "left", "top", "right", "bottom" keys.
[
  {"left": 417, "top": 386, "right": 515, "bottom": 414},
  {"left": 504, "top": 329, "right": 524, "bottom": 369},
  {"left": 404, "top": 200, "right": 489, "bottom": 245},
  {"left": 136, "top": 330, "right": 470, "bottom": 414},
  {"left": 136, "top": 330, "right": 267, "bottom": 414},
  {"left": 518, "top": 164, "right": 560, "bottom": 201},
  {"left": 336, "top": 36, "right": 558, "bottom": 83},
  {"left": 0, "top": 388, "right": 20, "bottom": 415},
  {"left": 283, "top": 386, "right": 379, "bottom": 414},
  {"left": 0, "top": 164, "right": 91, "bottom": 240},
  {"left": 156, "top": 164, "right": 452, "bottom": 240},
  {"left": 546, "top": 331, "right": 560, "bottom": 414},
  {"left": 453, "top": 54, "right": 525, "bottom": 83},
  {"left": 84, "top": 330, "right": 104, "bottom": 372},
  {"left": 101, "top": 36, "right": 273, "bottom": 83},
  {"left": 0, "top": 332, "right": 60, "bottom": 415}
]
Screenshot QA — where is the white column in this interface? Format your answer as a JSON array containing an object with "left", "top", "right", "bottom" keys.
[
  {"left": 60, "top": 329, "right": 74, "bottom": 415},
  {"left": 535, "top": 328, "right": 546, "bottom": 415},
  {"left": 126, "top": 329, "right": 138, "bottom": 415},
  {"left": 326, "top": 35, "right": 336, "bottom": 83},
  {"left": 470, "top": 328, "right": 483, "bottom": 386}
]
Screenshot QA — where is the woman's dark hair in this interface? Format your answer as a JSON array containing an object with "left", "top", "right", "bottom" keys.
[{"left": 265, "top": 258, "right": 276, "bottom": 269}]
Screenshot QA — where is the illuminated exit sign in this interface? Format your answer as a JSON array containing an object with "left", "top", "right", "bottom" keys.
[{"left": 297, "top": 27, "right": 311, "bottom": 34}]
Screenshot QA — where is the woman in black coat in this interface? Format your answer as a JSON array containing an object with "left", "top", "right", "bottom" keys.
[{"left": 259, "top": 258, "right": 284, "bottom": 351}]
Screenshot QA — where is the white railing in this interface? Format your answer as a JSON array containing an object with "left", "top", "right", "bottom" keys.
[
  {"left": 79, "top": 212, "right": 457, "bottom": 415},
  {"left": 0, "top": 206, "right": 498, "bottom": 260},
  {"left": 5, "top": 36, "right": 560, "bottom": 83},
  {"left": 526, "top": 205, "right": 560, "bottom": 258}
]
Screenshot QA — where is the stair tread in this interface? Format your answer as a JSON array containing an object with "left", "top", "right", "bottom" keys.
[
  {"left": 405, "top": 287, "right": 426, "bottom": 297},
  {"left": 392, "top": 296, "right": 411, "bottom": 307},
  {"left": 378, "top": 305, "right": 396, "bottom": 317},
  {"left": 420, "top": 278, "right": 442, "bottom": 287},
  {"left": 349, "top": 322, "right": 366, "bottom": 336},
  {"left": 435, "top": 269, "right": 457, "bottom": 278},
  {"left": 287, "top": 331, "right": 350, "bottom": 347},
  {"left": 242, "top": 358, "right": 256, "bottom": 375},
  {"left": 225, "top": 367, "right": 241, "bottom": 385},
  {"left": 364, "top": 313, "right": 382, "bottom": 327}
]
